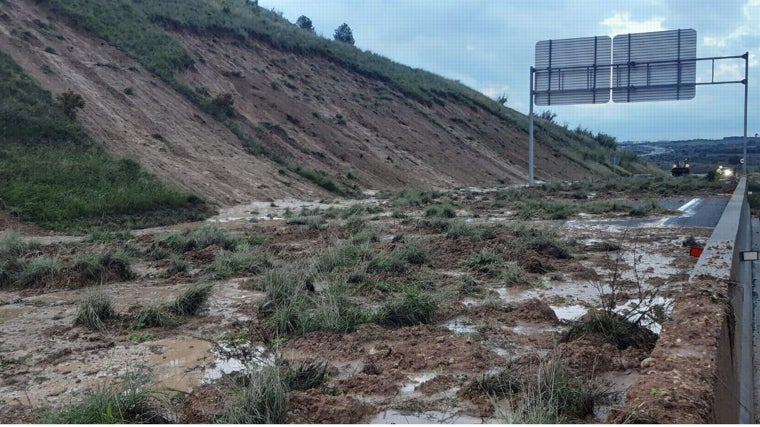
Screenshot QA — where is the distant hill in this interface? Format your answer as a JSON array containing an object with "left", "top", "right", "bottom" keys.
[
  {"left": 0, "top": 0, "right": 655, "bottom": 214},
  {"left": 619, "top": 138, "right": 760, "bottom": 174}
]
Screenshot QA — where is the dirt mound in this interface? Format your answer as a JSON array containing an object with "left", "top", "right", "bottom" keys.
[
  {"left": 514, "top": 298, "right": 559, "bottom": 322},
  {"left": 287, "top": 389, "right": 375, "bottom": 424}
]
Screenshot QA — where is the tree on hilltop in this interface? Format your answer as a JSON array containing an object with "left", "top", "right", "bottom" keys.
[
  {"left": 333, "top": 23, "right": 354, "bottom": 45},
  {"left": 296, "top": 15, "right": 314, "bottom": 32}
]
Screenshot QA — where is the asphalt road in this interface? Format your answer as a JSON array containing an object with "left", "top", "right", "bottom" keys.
[
  {"left": 657, "top": 196, "right": 731, "bottom": 228},
  {"left": 567, "top": 195, "right": 731, "bottom": 229}
]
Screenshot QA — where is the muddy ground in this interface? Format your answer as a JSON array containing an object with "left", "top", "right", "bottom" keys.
[{"left": 0, "top": 188, "right": 720, "bottom": 423}]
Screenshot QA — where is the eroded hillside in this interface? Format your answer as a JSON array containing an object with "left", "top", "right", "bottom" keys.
[{"left": 0, "top": 0, "right": 627, "bottom": 207}]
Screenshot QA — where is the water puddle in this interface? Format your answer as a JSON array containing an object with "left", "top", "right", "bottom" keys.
[
  {"left": 399, "top": 372, "right": 438, "bottom": 396},
  {"left": 202, "top": 341, "right": 274, "bottom": 383},
  {"left": 614, "top": 296, "right": 673, "bottom": 334},
  {"left": 145, "top": 338, "right": 212, "bottom": 392},
  {"left": 594, "top": 370, "right": 639, "bottom": 421},
  {"left": 443, "top": 317, "right": 477, "bottom": 334},
  {"left": 551, "top": 304, "right": 588, "bottom": 322},
  {"left": 370, "top": 409, "right": 487, "bottom": 424}
]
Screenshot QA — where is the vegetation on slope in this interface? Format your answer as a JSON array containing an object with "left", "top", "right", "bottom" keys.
[
  {"left": 39, "top": 0, "right": 646, "bottom": 180},
  {"left": 0, "top": 51, "right": 208, "bottom": 231}
]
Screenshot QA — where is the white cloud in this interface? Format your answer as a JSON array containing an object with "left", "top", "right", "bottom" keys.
[
  {"left": 703, "top": 0, "right": 760, "bottom": 48},
  {"left": 600, "top": 12, "right": 665, "bottom": 36}
]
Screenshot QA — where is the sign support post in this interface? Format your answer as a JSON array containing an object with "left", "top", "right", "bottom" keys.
[{"left": 529, "top": 67, "right": 535, "bottom": 186}]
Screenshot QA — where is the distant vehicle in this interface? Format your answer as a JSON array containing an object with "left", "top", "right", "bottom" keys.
[
  {"left": 671, "top": 158, "right": 690, "bottom": 176},
  {"left": 717, "top": 165, "right": 735, "bottom": 179}
]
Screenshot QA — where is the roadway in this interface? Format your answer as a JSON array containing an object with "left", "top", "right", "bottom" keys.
[{"left": 566, "top": 195, "right": 731, "bottom": 230}]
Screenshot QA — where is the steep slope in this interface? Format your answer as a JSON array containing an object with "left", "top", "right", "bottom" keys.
[
  {"left": 0, "top": 0, "right": 633, "bottom": 208},
  {"left": 0, "top": 0, "right": 318, "bottom": 206}
]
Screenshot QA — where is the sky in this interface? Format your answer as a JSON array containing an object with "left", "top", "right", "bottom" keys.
[{"left": 257, "top": 0, "right": 760, "bottom": 142}]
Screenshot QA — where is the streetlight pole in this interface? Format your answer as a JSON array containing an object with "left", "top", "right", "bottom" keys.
[{"left": 743, "top": 52, "right": 748, "bottom": 176}]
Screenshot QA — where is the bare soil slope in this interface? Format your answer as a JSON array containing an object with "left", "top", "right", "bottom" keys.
[{"left": 0, "top": 0, "right": 593, "bottom": 207}]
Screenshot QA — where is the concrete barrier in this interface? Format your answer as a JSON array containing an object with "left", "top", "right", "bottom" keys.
[{"left": 620, "top": 177, "right": 752, "bottom": 423}]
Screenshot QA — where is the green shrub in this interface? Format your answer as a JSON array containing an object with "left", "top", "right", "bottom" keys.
[
  {"left": 284, "top": 360, "right": 328, "bottom": 391},
  {"left": 74, "top": 291, "right": 115, "bottom": 333},
  {"left": 397, "top": 242, "right": 430, "bottom": 265},
  {"left": 446, "top": 220, "right": 483, "bottom": 240},
  {"left": 315, "top": 241, "right": 372, "bottom": 273},
  {"left": 42, "top": 373, "right": 171, "bottom": 423},
  {"left": 131, "top": 305, "right": 179, "bottom": 329},
  {"left": 465, "top": 247, "right": 500, "bottom": 269},
  {"left": 501, "top": 262, "right": 533, "bottom": 287},
  {"left": 562, "top": 310, "right": 658, "bottom": 351},
  {"left": 375, "top": 290, "right": 437, "bottom": 327},
  {"left": 366, "top": 251, "right": 406, "bottom": 274},
  {"left": 425, "top": 203, "right": 456, "bottom": 218},
  {"left": 14, "top": 256, "right": 64, "bottom": 288},
  {"left": 164, "top": 255, "right": 190, "bottom": 276},
  {"left": 210, "top": 247, "right": 271, "bottom": 278},
  {"left": 159, "top": 227, "right": 237, "bottom": 253},
  {"left": 216, "top": 366, "right": 288, "bottom": 424},
  {"left": 170, "top": 282, "right": 213, "bottom": 316}
]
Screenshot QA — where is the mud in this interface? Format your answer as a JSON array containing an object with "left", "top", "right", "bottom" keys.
[{"left": 0, "top": 189, "right": 716, "bottom": 423}]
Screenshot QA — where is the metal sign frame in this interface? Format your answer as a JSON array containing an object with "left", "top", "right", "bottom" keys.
[{"left": 527, "top": 29, "right": 749, "bottom": 185}]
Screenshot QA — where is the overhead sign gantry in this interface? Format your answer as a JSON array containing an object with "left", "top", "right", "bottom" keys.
[{"left": 528, "top": 29, "right": 749, "bottom": 185}]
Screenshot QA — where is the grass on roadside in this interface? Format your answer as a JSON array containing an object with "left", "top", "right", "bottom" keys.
[
  {"left": 215, "top": 366, "right": 288, "bottom": 424},
  {"left": 41, "top": 372, "right": 172, "bottom": 423},
  {"left": 74, "top": 290, "right": 115, "bottom": 333}
]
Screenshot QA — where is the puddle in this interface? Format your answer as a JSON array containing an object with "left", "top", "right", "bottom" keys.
[
  {"left": 146, "top": 338, "right": 213, "bottom": 392},
  {"left": 443, "top": 317, "right": 477, "bottom": 334},
  {"left": 615, "top": 296, "right": 673, "bottom": 334},
  {"left": 370, "top": 409, "right": 487, "bottom": 424},
  {"left": 551, "top": 305, "right": 588, "bottom": 322},
  {"left": 594, "top": 370, "right": 639, "bottom": 421},
  {"left": 202, "top": 342, "right": 274, "bottom": 383},
  {"left": 400, "top": 372, "right": 438, "bottom": 396}
]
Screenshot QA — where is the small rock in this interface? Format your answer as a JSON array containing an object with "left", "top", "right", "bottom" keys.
[
  {"left": 435, "top": 336, "right": 445, "bottom": 343},
  {"left": 641, "top": 357, "right": 656, "bottom": 369}
]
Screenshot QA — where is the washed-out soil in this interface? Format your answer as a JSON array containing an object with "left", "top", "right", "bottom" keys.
[{"left": 0, "top": 189, "right": 720, "bottom": 423}]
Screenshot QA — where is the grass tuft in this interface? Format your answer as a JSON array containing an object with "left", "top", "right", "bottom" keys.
[
  {"left": 216, "top": 366, "right": 288, "bottom": 424},
  {"left": 562, "top": 310, "right": 658, "bottom": 351},
  {"left": 42, "top": 372, "right": 172, "bottom": 423},
  {"left": 374, "top": 289, "right": 437, "bottom": 327},
  {"left": 170, "top": 282, "right": 213, "bottom": 316},
  {"left": 74, "top": 291, "right": 115, "bottom": 333}
]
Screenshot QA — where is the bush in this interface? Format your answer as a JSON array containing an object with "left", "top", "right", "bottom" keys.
[
  {"left": 75, "top": 291, "right": 115, "bottom": 333},
  {"left": 425, "top": 203, "right": 456, "bottom": 218},
  {"left": 159, "top": 227, "right": 237, "bottom": 253},
  {"left": 375, "top": 290, "right": 437, "bottom": 327},
  {"left": 314, "top": 241, "right": 372, "bottom": 273},
  {"left": 14, "top": 256, "right": 64, "bottom": 288},
  {"left": 210, "top": 247, "right": 271, "bottom": 278},
  {"left": 59, "top": 90, "right": 85, "bottom": 118},
  {"left": 284, "top": 360, "right": 328, "bottom": 391},
  {"left": 131, "top": 305, "right": 179, "bottom": 329},
  {"left": 217, "top": 366, "right": 288, "bottom": 424},
  {"left": 42, "top": 373, "right": 171, "bottom": 423},
  {"left": 170, "top": 282, "right": 213, "bottom": 316},
  {"left": 562, "top": 310, "right": 658, "bottom": 351}
]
